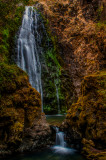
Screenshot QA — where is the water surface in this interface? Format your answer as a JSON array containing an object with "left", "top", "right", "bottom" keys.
[
  {"left": 46, "top": 114, "right": 65, "bottom": 126},
  {"left": 4, "top": 117, "right": 86, "bottom": 160},
  {"left": 6, "top": 148, "right": 86, "bottom": 160}
]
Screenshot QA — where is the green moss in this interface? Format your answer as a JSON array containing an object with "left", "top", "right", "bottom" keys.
[
  {"left": 38, "top": 11, "right": 76, "bottom": 114},
  {"left": 0, "top": 65, "right": 41, "bottom": 147},
  {"left": 96, "top": 5, "right": 104, "bottom": 20},
  {"left": 0, "top": 62, "right": 27, "bottom": 96},
  {"left": 66, "top": 71, "right": 106, "bottom": 152},
  {"left": 42, "top": 49, "right": 65, "bottom": 114},
  {"left": 33, "top": 11, "right": 66, "bottom": 114},
  {"left": 45, "top": 49, "right": 61, "bottom": 71},
  {"left": 96, "top": 21, "right": 106, "bottom": 32},
  {"left": 0, "top": 0, "right": 30, "bottom": 62}
]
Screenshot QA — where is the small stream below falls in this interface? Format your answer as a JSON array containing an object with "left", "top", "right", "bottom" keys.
[{"left": 6, "top": 127, "right": 86, "bottom": 160}]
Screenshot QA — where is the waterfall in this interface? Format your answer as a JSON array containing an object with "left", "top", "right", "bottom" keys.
[
  {"left": 55, "top": 127, "right": 66, "bottom": 147},
  {"left": 16, "top": 6, "right": 44, "bottom": 112},
  {"left": 55, "top": 83, "right": 60, "bottom": 114},
  {"left": 52, "top": 127, "right": 76, "bottom": 154}
]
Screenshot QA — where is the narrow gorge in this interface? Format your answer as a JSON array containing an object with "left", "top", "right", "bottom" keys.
[{"left": 0, "top": 0, "right": 106, "bottom": 160}]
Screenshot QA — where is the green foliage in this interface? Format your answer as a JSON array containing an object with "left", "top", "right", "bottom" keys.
[
  {"left": 24, "top": 0, "right": 29, "bottom": 3},
  {"left": 96, "top": 21, "right": 106, "bottom": 31},
  {"left": 97, "top": 5, "right": 103, "bottom": 20},
  {"left": 0, "top": 0, "right": 29, "bottom": 62},
  {"left": 35, "top": 12, "right": 64, "bottom": 114},
  {"left": 38, "top": 11, "right": 73, "bottom": 114},
  {"left": 2, "top": 29, "right": 9, "bottom": 41},
  {"left": 45, "top": 49, "right": 61, "bottom": 73},
  {"left": 42, "top": 45, "right": 64, "bottom": 114},
  {"left": 41, "top": 42, "right": 63, "bottom": 113},
  {"left": 0, "top": 29, "right": 9, "bottom": 56}
]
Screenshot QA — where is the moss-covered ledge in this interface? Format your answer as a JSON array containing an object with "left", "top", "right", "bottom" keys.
[{"left": 63, "top": 71, "right": 106, "bottom": 160}]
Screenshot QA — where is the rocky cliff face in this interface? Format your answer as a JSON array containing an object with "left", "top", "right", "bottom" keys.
[
  {"left": 35, "top": 0, "right": 106, "bottom": 159},
  {"left": 36, "top": 0, "right": 105, "bottom": 96},
  {"left": 62, "top": 71, "right": 106, "bottom": 159},
  {"left": 0, "top": 64, "right": 51, "bottom": 156}
]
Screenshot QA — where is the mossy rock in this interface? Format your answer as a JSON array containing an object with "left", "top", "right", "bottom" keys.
[
  {"left": 0, "top": 63, "right": 41, "bottom": 148},
  {"left": 66, "top": 71, "right": 106, "bottom": 155}
]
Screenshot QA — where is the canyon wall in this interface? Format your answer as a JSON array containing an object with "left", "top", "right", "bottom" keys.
[
  {"left": 0, "top": 0, "right": 52, "bottom": 156},
  {"left": 0, "top": 0, "right": 105, "bottom": 158},
  {"left": 36, "top": 0, "right": 106, "bottom": 159},
  {"left": 37, "top": 0, "right": 105, "bottom": 96}
]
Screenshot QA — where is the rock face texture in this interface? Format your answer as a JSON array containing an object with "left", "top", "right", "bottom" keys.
[
  {"left": 36, "top": 0, "right": 105, "bottom": 96},
  {"left": 17, "top": 114, "right": 51, "bottom": 153},
  {"left": 61, "top": 72, "right": 106, "bottom": 152},
  {"left": 62, "top": 71, "right": 106, "bottom": 159},
  {"left": 0, "top": 0, "right": 105, "bottom": 159},
  {"left": 0, "top": 64, "right": 51, "bottom": 156},
  {"left": 35, "top": 0, "right": 106, "bottom": 159}
]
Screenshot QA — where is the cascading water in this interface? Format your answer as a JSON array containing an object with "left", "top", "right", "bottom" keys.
[
  {"left": 55, "top": 84, "right": 60, "bottom": 114},
  {"left": 55, "top": 127, "right": 66, "bottom": 147},
  {"left": 52, "top": 127, "right": 76, "bottom": 154},
  {"left": 16, "top": 6, "right": 44, "bottom": 112}
]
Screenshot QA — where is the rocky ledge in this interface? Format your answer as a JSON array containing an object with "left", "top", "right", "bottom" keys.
[
  {"left": 0, "top": 64, "right": 52, "bottom": 157},
  {"left": 61, "top": 71, "right": 106, "bottom": 160}
]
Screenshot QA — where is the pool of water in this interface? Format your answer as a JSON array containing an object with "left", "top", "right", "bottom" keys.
[
  {"left": 6, "top": 147, "right": 86, "bottom": 160},
  {"left": 46, "top": 114, "right": 65, "bottom": 126},
  {"left": 3, "top": 115, "right": 86, "bottom": 160}
]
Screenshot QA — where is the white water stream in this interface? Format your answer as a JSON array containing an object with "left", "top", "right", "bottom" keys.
[
  {"left": 16, "top": 6, "right": 43, "bottom": 112},
  {"left": 55, "top": 84, "right": 60, "bottom": 114},
  {"left": 52, "top": 127, "right": 76, "bottom": 154}
]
